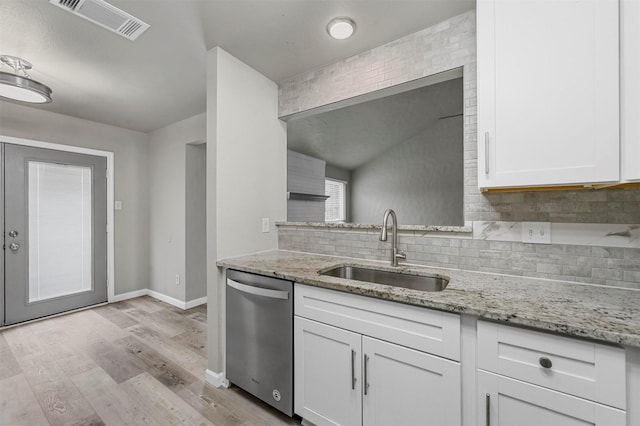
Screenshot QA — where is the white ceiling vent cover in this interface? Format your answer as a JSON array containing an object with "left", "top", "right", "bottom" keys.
[{"left": 49, "top": 0, "right": 150, "bottom": 40}]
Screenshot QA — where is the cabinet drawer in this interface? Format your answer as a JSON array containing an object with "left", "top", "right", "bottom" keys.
[
  {"left": 294, "top": 284, "right": 460, "bottom": 361},
  {"left": 477, "top": 321, "right": 626, "bottom": 409}
]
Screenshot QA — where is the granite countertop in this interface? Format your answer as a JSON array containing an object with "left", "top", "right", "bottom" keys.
[
  {"left": 275, "top": 221, "right": 473, "bottom": 233},
  {"left": 218, "top": 250, "right": 640, "bottom": 348}
]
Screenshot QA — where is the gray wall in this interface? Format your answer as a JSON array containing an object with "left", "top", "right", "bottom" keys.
[
  {"left": 186, "top": 143, "right": 207, "bottom": 301},
  {"left": 0, "top": 101, "right": 150, "bottom": 295},
  {"left": 351, "top": 116, "right": 463, "bottom": 225},
  {"left": 148, "top": 113, "right": 206, "bottom": 302},
  {"left": 287, "top": 150, "right": 326, "bottom": 222}
]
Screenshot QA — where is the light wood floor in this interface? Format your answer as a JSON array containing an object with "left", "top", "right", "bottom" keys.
[{"left": 0, "top": 296, "right": 300, "bottom": 426}]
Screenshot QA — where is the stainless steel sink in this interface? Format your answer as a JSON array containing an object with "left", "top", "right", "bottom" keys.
[{"left": 320, "top": 265, "right": 449, "bottom": 292}]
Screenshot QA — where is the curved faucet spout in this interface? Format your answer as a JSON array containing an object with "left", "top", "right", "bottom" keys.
[
  {"left": 380, "top": 209, "right": 395, "bottom": 242},
  {"left": 379, "top": 209, "right": 405, "bottom": 266}
]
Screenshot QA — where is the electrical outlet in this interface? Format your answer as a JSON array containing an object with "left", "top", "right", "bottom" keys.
[
  {"left": 522, "top": 222, "right": 551, "bottom": 244},
  {"left": 262, "top": 217, "right": 270, "bottom": 233},
  {"left": 175, "top": 274, "right": 181, "bottom": 286}
]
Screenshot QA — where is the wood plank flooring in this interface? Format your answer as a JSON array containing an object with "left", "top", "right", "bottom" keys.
[{"left": 0, "top": 296, "right": 300, "bottom": 426}]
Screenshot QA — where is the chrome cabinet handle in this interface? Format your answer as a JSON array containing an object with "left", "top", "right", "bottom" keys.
[
  {"left": 486, "top": 393, "right": 491, "bottom": 426},
  {"left": 351, "top": 349, "right": 356, "bottom": 390},
  {"left": 363, "top": 354, "right": 369, "bottom": 396},
  {"left": 9, "top": 242, "right": 20, "bottom": 252},
  {"left": 484, "top": 132, "right": 490, "bottom": 175},
  {"left": 539, "top": 357, "right": 553, "bottom": 369}
]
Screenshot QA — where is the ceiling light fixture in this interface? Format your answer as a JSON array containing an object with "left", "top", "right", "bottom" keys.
[
  {"left": 327, "top": 17, "right": 356, "bottom": 40},
  {"left": 0, "top": 55, "right": 53, "bottom": 104}
]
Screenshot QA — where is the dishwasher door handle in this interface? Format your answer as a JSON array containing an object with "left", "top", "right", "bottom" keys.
[{"left": 227, "top": 278, "right": 290, "bottom": 300}]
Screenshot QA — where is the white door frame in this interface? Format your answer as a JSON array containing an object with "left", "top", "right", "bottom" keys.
[{"left": 0, "top": 135, "right": 116, "bottom": 303}]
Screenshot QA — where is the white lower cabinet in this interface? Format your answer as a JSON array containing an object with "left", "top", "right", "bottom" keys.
[
  {"left": 293, "top": 284, "right": 462, "bottom": 426},
  {"left": 294, "top": 317, "right": 361, "bottom": 426},
  {"left": 478, "top": 371, "right": 626, "bottom": 426},
  {"left": 294, "top": 316, "right": 461, "bottom": 426},
  {"left": 476, "top": 321, "right": 627, "bottom": 426},
  {"left": 362, "top": 336, "right": 461, "bottom": 426}
]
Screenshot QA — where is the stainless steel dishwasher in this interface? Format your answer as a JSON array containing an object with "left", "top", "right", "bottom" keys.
[{"left": 226, "top": 269, "right": 293, "bottom": 416}]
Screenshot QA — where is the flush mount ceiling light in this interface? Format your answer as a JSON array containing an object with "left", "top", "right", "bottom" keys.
[
  {"left": 327, "top": 17, "right": 356, "bottom": 40},
  {"left": 0, "top": 55, "right": 52, "bottom": 104}
]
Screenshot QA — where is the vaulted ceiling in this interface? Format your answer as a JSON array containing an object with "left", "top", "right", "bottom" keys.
[{"left": 0, "top": 0, "right": 474, "bottom": 132}]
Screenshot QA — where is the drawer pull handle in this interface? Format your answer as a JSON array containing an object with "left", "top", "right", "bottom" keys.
[{"left": 539, "top": 357, "right": 553, "bottom": 369}]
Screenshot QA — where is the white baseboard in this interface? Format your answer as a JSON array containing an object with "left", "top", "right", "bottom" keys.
[
  {"left": 185, "top": 296, "right": 207, "bottom": 309},
  {"left": 205, "top": 369, "right": 229, "bottom": 388},
  {"left": 111, "top": 289, "right": 148, "bottom": 303},
  {"left": 146, "top": 290, "right": 189, "bottom": 309},
  {"left": 111, "top": 289, "right": 206, "bottom": 311}
]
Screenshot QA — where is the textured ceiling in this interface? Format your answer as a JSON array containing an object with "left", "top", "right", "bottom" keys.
[
  {"left": 0, "top": 0, "right": 474, "bottom": 132},
  {"left": 287, "top": 77, "right": 464, "bottom": 170}
]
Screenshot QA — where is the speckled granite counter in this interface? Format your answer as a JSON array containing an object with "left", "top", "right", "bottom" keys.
[
  {"left": 275, "top": 221, "right": 473, "bottom": 233},
  {"left": 217, "top": 250, "right": 640, "bottom": 348}
]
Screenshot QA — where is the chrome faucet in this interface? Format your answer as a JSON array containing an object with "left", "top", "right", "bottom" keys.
[{"left": 379, "top": 209, "right": 406, "bottom": 266}]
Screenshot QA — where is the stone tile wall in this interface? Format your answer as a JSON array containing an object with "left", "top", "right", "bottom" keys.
[{"left": 278, "top": 227, "right": 640, "bottom": 290}]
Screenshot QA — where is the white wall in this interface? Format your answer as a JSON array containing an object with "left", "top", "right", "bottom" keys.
[
  {"left": 0, "top": 101, "right": 149, "bottom": 295},
  {"left": 148, "top": 113, "right": 206, "bottom": 302},
  {"left": 206, "top": 47, "right": 287, "bottom": 374}
]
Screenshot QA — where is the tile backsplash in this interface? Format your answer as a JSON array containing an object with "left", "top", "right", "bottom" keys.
[
  {"left": 278, "top": 226, "right": 640, "bottom": 290},
  {"left": 478, "top": 188, "right": 640, "bottom": 224}
]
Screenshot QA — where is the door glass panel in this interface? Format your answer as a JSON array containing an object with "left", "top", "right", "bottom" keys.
[{"left": 28, "top": 161, "right": 93, "bottom": 302}]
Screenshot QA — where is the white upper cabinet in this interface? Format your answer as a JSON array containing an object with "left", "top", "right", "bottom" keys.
[
  {"left": 622, "top": 0, "right": 640, "bottom": 182},
  {"left": 477, "top": 0, "right": 620, "bottom": 189}
]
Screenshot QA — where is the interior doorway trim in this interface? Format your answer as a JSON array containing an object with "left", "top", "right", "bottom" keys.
[{"left": 0, "top": 135, "right": 116, "bottom": 303}]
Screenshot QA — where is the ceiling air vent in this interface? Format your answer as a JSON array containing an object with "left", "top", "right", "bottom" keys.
[{"left": 49, "top": 0, "right": 150, "bottom": 41}]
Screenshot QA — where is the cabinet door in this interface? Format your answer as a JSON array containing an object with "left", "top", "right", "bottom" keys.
[
  {"left": 478, "top": 371, "right": 626, "bottom": 426},
  {"left": 362, "top": 336, "right": 461, "bottom": 426},
  {"left": 477, "top": 0, "right": 619, "bottom": 189},
  {"left": 622, "top": 0, "right": 640, "bottom": 181},
  {"left": 294, "top": 317, "right": 361, "bottom": 426}
]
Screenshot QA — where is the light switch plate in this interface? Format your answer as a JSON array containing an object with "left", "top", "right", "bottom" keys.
[
  {"left": 262, "top": 217, "right": 270, "bottom": 233},
  {"left": 115, "top": 201, "right": 122, "bottom": 210},
  {"left": 522, "top": 222, "right": 551, "bottom": 244}
]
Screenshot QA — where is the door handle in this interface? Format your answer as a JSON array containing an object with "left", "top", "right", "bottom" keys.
[
  {"left": 8, "top": 230, "right": 19, "bottom": 238},
  {"left": 363, "top": 354, "right": 369, "bottom": 396},
  {"left": 9, "top": 242, "right": 20, "bottom": 252},
  {"left": 351, "top": 349, "right": 356, "bottom": 390},
  {"left": 226, "top": 279, "right": 289, "bottom": 300},
  {"left": 484, "top": 132, "right": 490, "bottom": 175}
]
